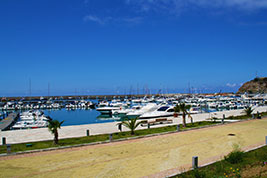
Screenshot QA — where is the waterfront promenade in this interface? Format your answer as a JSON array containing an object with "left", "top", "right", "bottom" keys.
[
  {"left": 0, "top": 117, "right": 267, "bottom": 178},
  {"left": 0, "top": 106, "right": 267, "bottom": 144}
]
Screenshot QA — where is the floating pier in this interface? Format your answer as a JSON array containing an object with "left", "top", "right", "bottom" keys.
[{"left": 0, "top": 113, "right": 19, "bottom": 131}]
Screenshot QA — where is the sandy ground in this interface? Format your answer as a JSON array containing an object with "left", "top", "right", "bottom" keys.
[
  {"left": 0, "top": 118, "right": 267, "bottom": 178},
  {"left": 1, "top": 106, "right": 267, "bottom": 144}
]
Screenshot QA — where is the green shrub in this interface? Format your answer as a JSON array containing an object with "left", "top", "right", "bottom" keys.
[
  {"left": 211, "top": 117, "right": 218, "bottom": 122},
  {"left": 225, "top": 144, "right": 244, "bottom": 164},
  {"left": 191, "top": 169, "right": 206, "bottom": 178},
  {"left": 214, "top": 161, "right": 225, "bottom": 173},
  {"left": 227, "top": 115, "right": 234, "bottom": 120}
]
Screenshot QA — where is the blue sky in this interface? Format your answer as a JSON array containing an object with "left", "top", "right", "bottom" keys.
[{"left": 0, "top": 0, "right": 267, "bottom": 96}]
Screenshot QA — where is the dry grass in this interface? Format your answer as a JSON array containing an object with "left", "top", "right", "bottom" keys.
[{"left": 241, "top": 164, "right": 267, "bottom": 178}]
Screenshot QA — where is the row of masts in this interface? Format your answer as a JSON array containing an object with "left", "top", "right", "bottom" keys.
[{"left": 26, "top": 79, "right": 210, "bottom": 98}]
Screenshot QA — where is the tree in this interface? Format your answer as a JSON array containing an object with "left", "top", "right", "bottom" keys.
[
  {"left": 243, "top": 106, "right": 254, "bottom": 116},
  {"left": 188, "top": 112, "right": 193, "bottom": 124},
  {"left": 174, "top": 103, "right": 191, "bottom": 127},
  {"left": 48, "top": 119, "right": 64, "bottom": 145},
  {"left": 121, "top": 118, "right": 141, "bottom": 135}
]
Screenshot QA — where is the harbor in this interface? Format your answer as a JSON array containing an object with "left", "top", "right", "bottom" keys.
[
  {"left": 1, "top": 1, "right": 267, "bottom": 177},
  {"left": 0, "top": 93, "right": 266, "bottom": 130}
]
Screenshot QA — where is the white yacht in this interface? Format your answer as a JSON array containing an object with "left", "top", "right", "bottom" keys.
[
  {"left": 131, "top": 98, "right": 142, "bottom": 103},
  {"left": 139, "top": 105, "right": 174, "bottom": 119},
  {"left": 96, "top": 106, "right": 120, "bottom": 114},
  {"left": 109, "top": 101, "right": 127, "bottom": 108},
  {"left": 98, "top": 101, "right": 109, "bottom": 107},
  {"left": 126, "top": 103, "right": 158, "bottom": 118},
  {"left": 189, "top": 107, "right": 202, "bottom": 114},
  {"left": 12, "top": 110, "right": 50, "bottom": 129},
  {"left": 12, "top": 120, "right": 48, "bottom": 129},
  {"left": 112, "top": 105, "right": 142, "bottom": 115}
]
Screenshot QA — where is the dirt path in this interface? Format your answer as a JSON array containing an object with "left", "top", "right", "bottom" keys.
[{"left": 1, "top": 118, "right": 267, "bottom": 178}]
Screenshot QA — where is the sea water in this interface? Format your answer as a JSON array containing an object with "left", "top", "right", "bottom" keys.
[{"left": 43, "top": 109, "right": 122, "bottom": 126}]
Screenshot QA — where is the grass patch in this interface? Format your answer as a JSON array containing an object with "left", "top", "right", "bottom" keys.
[
  {"left": 172, "top": 145, "right": 267, "bottom": 178},
  {"left": 224, "top": 144, "right": 245, "bottom": 164},
  {"left": 0, "top": 121, "right": 217, "bottom": 154}
]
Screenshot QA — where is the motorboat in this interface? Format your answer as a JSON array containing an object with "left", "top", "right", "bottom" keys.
[
  {"left": 188, "top": 107, "right": 202, "bottom": 114},
  {"left": 96, "top": 106, "right": 120, "bottom": 114},
  {"left": 131, "top": 98, "right": 142, "bottom": 103},
  {"left": 12, "top": 120, "right": 48, "bottom": 129},
  {"left": 12, "top": 110, "right": 50, "bottom": 129},
  {"left": 139, "top": 105, "right": 174, "bottom": 119},
  {"left": 110, "top": 101, "right": 127, "bottom": 108},
  {"left": 98, "top": 101, "right": 109, "bottom": 107},
  {"left": 112, "top": 105, "right": 142, "bottom": 115},
  {"left": 126, "top": 103, "right": 158, "bottom": 118}
]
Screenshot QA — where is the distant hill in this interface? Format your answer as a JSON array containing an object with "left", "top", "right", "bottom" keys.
[{"left": 237, "top": 77, "right": 267, "bottom": 94}]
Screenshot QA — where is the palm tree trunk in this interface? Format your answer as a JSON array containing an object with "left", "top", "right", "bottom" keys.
[
  {"left": 54, "top": 130, "right": 58, "bottom": 145},
  {"left": 131, "top": 130, "right": 134, "bottom": 135},
  {"left": 183, "top": 112, "right": 186, "bottom": 127}
]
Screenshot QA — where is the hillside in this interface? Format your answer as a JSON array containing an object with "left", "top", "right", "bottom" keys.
[{"left": 237, "top": 77, "right": 267, "bottom": 94}]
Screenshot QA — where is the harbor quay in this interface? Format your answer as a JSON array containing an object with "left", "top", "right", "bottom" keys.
[{"left": 1, "top": 106, "right": 267, "bottom": 144}]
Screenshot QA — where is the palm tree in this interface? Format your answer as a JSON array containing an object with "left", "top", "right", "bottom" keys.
[
  {"left": 188, "top": 112, "right": 193, "bottom": 124},
  {"left": 174, "top": 103, "right": 191, "bottom": 127},
  {"left": 48, "top": 119, "right": 64, "bottom": 145},
  {"left": 121, "top": 118, "right": 141, "bottom": 135},
  {"left": 173, "top": 105, "right": 180, "bottom": 117},
  {"left": 243, "top": 106, "right": 254, "bottom": 116}
]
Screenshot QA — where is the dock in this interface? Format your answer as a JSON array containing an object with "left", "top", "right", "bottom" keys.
[{"left": 0, "top": 113, "right": 19, "bottom": 131}]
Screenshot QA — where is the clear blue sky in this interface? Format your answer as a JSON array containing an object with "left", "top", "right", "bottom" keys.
[{"left": 0, "top": 0, "right": 267, "bottom": 96}]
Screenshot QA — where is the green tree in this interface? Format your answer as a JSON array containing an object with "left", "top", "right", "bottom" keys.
[
  {"left": 243, "top": 106, "right": 254, "bottom": 116},
  {"left": 188, "top": 112, "right": 193, "bottom": 124},
  {"left": 174, "top": 103, "right": 191, "bottom": 127},
  {"left": 48, "top": 119, "right": 64, "bottom": 145},
  {"left": 121, "top": 118, "right": 141, "bottom": 135}
]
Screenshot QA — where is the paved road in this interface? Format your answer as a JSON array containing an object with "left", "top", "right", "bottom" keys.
[{"left": 0, "top": 118, "right": 266, "bottom": 178}]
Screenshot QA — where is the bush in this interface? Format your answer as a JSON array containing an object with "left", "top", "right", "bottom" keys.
[
  {"left": 227, "top": 115, "right": 234, "bottom": 120},
  {"left": 253, "top": 77, "right": 259, "bottom": 82},
  {"left": 211, "top": 117, "right": 218, "bottom": 122},
  {"left": 191, "top": 169, "right": 207, "bottom": 178},
  {"left": 225, "top": 144, "right": 244, "bottom": 164}
]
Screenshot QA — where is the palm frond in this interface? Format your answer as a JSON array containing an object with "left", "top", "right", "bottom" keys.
[{"left": 121, "top": 117, "right": 141, "bottom": 135}]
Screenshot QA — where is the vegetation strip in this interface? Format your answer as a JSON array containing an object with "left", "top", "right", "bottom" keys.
[
  {"left": 170, "top": 145, "right": 267, "bottom": 178},
  {"left": 167, "top": 144, "right": 266, "bottom": 178}
]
